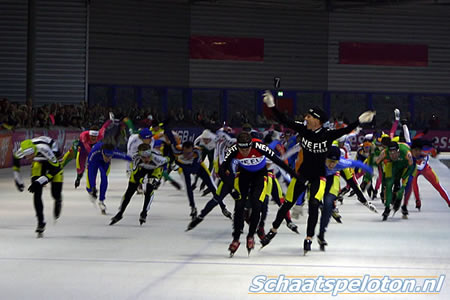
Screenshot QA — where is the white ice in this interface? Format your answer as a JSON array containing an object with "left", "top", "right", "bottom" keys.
[{"left": 1, "top": 157, "right": 450, "bottom": 300}]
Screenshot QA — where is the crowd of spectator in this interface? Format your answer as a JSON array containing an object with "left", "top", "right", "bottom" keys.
[{"left": 1, "top": 97, "right": 448, "bottom": 131}]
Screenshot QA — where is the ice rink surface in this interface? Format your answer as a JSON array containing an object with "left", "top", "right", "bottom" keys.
[{"left": 1, "top": 157, "right": 450, "bottom": 300}]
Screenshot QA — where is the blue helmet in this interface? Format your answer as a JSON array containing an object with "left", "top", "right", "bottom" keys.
[{"left": 139, "top": 128, "right": 153, "bottom": 139}]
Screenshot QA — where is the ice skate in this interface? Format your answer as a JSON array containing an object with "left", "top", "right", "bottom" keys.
[
  {"left": 74, "top": 174, "right": 82, "bottom": 188},
  {"left": 229, "top": 240, "right": 240, "bottom": 257},
  {"left": 98, "top": 201, "right": 107, "bottom": 215},
  {"left": 190, "top": 207, "right": 197, "bottom": 220},
  {"left": 332, "top": 208, "right": 342, "bottom": 223},
  {"left": 382, "top": 207, "right": 390, "bottom": 221},
  {"left": 364, "top": 201, "right": 378, "bottom": 213},
  {"left": 257, "top": 226, "right": 265, "bottom": 241},
  {"left": 110, "top": 213, "right": 123, "bottom": 225},
  {"left": 139, "top": 211, "right": 147, "bottom": 225},
  {"left": 303, "top": 239, "right": 312, "bottom": 255},
  {"left": 35, "top": 222, "right": 46, "bottom": 238},
  {"left": 221, "top": 207, "right": 232, "bottom": 220},
  {"left": 186, "top": 216, "right": 203, "bottom": 231},
  {"left": 401, "top": 205, "right": 408, "bottom": 219},
  {"left": 317, "top": 236, "right": 327, "bottom": 251},
  {"left": 286, "top": 221, "right": 299, "bottom": 234},
  {"left": 247, "top": 236, "right": 255, "bottom": 256},
  {"left": 54, "top": 201, "right": 62, "bottom": 221},
  {"left": 260, "top": 230, "right": 277, "bottom": 249}
]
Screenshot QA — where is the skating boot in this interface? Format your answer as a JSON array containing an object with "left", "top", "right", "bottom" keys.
[
  {"left": 331, "top": 208, "right": 343, "bottom": 223},
  {"left": 110, "top": 213, "right": 123, "bottom": 225},
  {"left": 416, "top": 200, "right": 421, "bottom": 211},
  {"left": 401, "top": 205, "right": 409, "bottom": 219},
  {"left": 229, "top": 240, "right": 240, "bottom": 257},
  {"left": 170, "top": 180, "right": 182, "bottom": 190},
  {"left": 317, "top": 236, "right": 327, "bottom": 251},
  {"left": 36, "top": 222, "right": 46, "bottom": 238},
  {"left": 89, "top": 188, "right": 98, "bottom": 203},
  {"left": 247, "top": 236, "right": 255, "bottom": 256},
  {"left": 257, "top": 226, "right": 265, "bottom": 241},
  {"left": 338, "top": 186, "right": 350, "bottom": 198},
  {"left": 364, "top": 201, "right": 378, "bottom": 213},
  {"left": 139, "top": 211, "right": 147, "bottom": 225},
  {"left": 221, "top": 207, "right": 232, "bottom": 220},
  {"left": 286, "top": 221, "right": 299, "bottom": 234},
  {"left": 190, "top": 207, "right": 197, "bottom": 220},
  {"left": 348, "top": 189, "right": 356, "bottom": 197},
  {"left": 54, "top": 200, "right": 62, "bottom": 221},
  {"left": 392, "top": 197, "right": 401, "bottom": 215},
  {"left": 74, "top": 174, "right": 82, "bottom": 188},
  {"left": 260, "top": 230, "right": 277, "bottom": 249},
  {"left": 336, "top": 195, "right": 344, "bottom": 204},
  {"left": 98, "top": 201, "right": 107, "bottom": 215},
  {"left": 201, "top": 188, "right": 211, "bottom": 197},
  {"left": 186, "top": 216, "right": 203, "bottom": 231},
  {"left": 303, "top": 239, "right": 312, "bottom": 255},
  {"left": 371, "top": 189, "right": 378, "bottom": 200},
  {"left": 382, "top": 207, "right": 390, "bottom": 221}
]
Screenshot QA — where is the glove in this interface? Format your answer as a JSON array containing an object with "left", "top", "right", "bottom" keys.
[
  {"left": 394, "top": 108, "right": 400, "bottom": 121},
  {"left": 358, "top": 111, "right": 376, "bottom": 124},
  {"left": 13, "top": 171, "right": 24, "bottom": 192},
  {"left": 15, "top": 181, "right": 25, "bottom": 192},
  {"left": 149, "top": 177, "right": 161, "bottom": 189},
  {"left": 262, "top": 90, "right": 275, "bottom": 108},
  {"left": 230, "top": 190, "right": 240, "bottom": 200},
  {"left": 28, "top": 181, "right": 42, "bottom": 193}
]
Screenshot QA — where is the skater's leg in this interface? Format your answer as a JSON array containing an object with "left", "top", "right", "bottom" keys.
[
  {"left": 423, "top": 165, "right": 450, "bottom": 205},
  {"left": 272, "top": 176, "right": 306, "bottom": 230},
  {"left": 118, "top": 182, "right": 139, "bottom": 214},
  {"left": 51, "top": 179, "right": 63, "bottom": 220},
  {"left": 98, "top": 163, "right": 110, "bottom": 202},
  {"left": 86, "top": 164, "right": 98, "bottom": 195},
  {"left": 182, "top": 169, "right": 196, "bottom": 209},
  {"left": 306, "top": 177, "right": 326, "bottom": 238},
  {"left": 142, "top": 185, "right": 155, "bottom": 213}
]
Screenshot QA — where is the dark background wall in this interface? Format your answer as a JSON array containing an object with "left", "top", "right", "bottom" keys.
[
  {"left": 1, "top": 1, "right": 450, "bottom": 104},
  {"left": 0, "top": 0, "right": 28, "bottom": 102},
  {"left": 88, "top": 0, "right": 190, "bottom": 87}
]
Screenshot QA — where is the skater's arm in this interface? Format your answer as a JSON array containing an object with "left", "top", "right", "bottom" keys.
[
  {"left": 327, "top": 121, "right": 359, "bottom": 141},
  {"left": 375, "top": 150, "right": 387, "bottom": 165},
  {"left": 218, "top": 145, "right": 238, "bottom": 184},
  {"left": 254, "top": 142, "right": 298, "bottom": 179},
  {"left": 271, "top": 107, "right": 305, "bottom": 133},
  {"left": 112, "top": 150, "right": 132, "bottom": 161},
  {"left": 337, "top": 158, "right": 373, "bottom": 176},
  {"left": 98, "top": 120, "right": 112, "bottom": 140}
]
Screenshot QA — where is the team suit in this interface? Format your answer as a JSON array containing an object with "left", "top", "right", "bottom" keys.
[
  {"left": 13, "top": 136, "right": 63, "bottom": 236},
  {"left": 219, "top": 139, "right": 298, "bottom": 254}
]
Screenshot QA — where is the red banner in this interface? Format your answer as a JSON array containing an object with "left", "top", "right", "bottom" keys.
[
  {"left": 0, "top": 130, "right": 81, "bottom": 168},
  {"left": 339, "top": 42, "right": 428, "bottom": 66},
  {"left": 190, "top": 36, "right": 264, "bottom": 61}
]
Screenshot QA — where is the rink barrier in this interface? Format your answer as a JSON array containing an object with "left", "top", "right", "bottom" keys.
[{"left": 1, "top": 128, "right": 449, "bottom": 168}]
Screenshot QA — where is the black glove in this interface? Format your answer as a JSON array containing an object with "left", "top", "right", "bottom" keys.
[
  {"left": 28, "top": 181, "right": 42, "bottom": 193},
  {"left": 149, "top": 177, "right": 161, "bottom": 189},
  {"left": 15, "top": 180, "right": 25, "bottom": 192},
  {"left": 230, "top": 190, "right": 240, "bottom": 200}
]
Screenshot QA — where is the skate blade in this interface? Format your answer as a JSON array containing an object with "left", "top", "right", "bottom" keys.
[
  {"left": 229, "top": 253, "right": 235, "bottom": 258},
  {"left": 402, "top": 215, "right": 408, "bottom": 219},
  {"left": 36, "top": 233, "right": 44, "bottom": 238}
]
